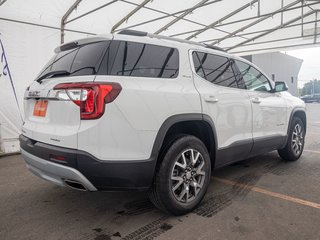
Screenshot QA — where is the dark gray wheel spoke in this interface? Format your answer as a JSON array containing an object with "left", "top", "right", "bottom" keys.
[
  {"left": 195, "top": 161, "right": 205, "bottom": 176},
  {"left": 191, "top": 149, "right": 200, "bottom": 166},
  {"left": 177, "top": 185, "right": 188, "bottom": 201},
  {"left": 171, "top": 176, "right": 184, "bottom": 191},
  {"left": 291, "top": 123, "right": 304, "bottom": 156},
  {"left": 171, "top": 148, "right": 206, "bottom": 203},
  {"left": 174, "top": 153, "right": 187, "bottom": 169}
]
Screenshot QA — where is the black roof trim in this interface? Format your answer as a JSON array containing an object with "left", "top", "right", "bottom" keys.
[{"left": 118, "top": 30, "right": 148, "bottom": 37}]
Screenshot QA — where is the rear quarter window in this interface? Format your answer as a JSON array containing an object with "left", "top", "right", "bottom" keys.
[
  {"left": 98, "top": 41, "right": 179, "bottom": 78},
  {"left": 70, "top": 41, "right": 110, "bottom": 76}
]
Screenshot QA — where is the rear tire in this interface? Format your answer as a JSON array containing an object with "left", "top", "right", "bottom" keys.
[
  {"left": 278, "top": 117, "right": 305, "bottom": 161},
  {"left": 149, "top": 135, "right": 211, "bottom": 215}
]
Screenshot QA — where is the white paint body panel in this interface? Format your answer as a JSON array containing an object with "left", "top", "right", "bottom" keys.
[
  {"left": 78, "top": 45, "right": 201, "bottom": 161},
  {"left": 247, "top": 91, "right": 288, "bottom": 138},
  {"left": 22, "top": 33, "right": 306, "bottom": 163},
  {"left": 192, "top": 74, "right": 252, "bottom": 149},
  {"left": 22, "top": 75, "right": 95, "bottom": 149}
]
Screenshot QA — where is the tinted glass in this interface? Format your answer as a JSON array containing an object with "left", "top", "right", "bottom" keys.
[
  {"left": 70, "top": 41, "right": 110, "bottom": 76},
  {"left": 38, "top": 49, "right": 77, "bottom": 78},
  {"left": 37, "top": 41, "right": 110, "bottom": 79},
  {"left": 99, "top": 41, "right": 179, "bottom": 78},
  {"left": 192, "top": 52, "right": 238, "bottom": 88},
  {"left": 51, "top": 49, "right": 77, "bottom": 72},
  {"left": 230, "top": 59, "right": 246, "bottom": 89},
  {"left": 38, "top": 55, "right": 57, "bottom": 77},
  {"left": 235, "top": 60, "right": 271, "bottom": 92}
]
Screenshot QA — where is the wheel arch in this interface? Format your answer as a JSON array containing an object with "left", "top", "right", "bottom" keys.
[
  {"left": 150, "top": 114, "right": 217, "bottom": 169},
  {"left": 288, "top": 108, "right": 307, "bottom": 134}
]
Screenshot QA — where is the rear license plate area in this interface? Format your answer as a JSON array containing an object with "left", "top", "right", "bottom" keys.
[{"left": 33, "top": 100, "right": 48, "bottom": 117}]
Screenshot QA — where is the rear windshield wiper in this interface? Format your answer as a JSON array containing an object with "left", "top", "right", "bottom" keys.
[{"left": 35, "top": 70, "right": 70, "bottom": 83}]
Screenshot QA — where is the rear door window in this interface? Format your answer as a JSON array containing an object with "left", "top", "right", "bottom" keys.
[
  {"left": 98, "top": 41, "right": 179, "bottom": 78},
  {"left": 192, "top": 51, "right": 239, "bottom": 88}
]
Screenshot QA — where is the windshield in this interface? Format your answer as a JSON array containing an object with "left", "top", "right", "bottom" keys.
[{"left": 36, "top": 41, "right": 110, "bottom": 80}]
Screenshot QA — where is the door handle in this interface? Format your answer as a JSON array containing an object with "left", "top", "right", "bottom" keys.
[
  {"left": 251, "top": 97, "right": 261, "bottom": 104},
  {"left": 204, "top": 95, "right": 219, "bottom": 103}
]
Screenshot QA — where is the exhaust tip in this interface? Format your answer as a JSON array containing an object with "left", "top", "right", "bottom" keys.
[{"left": 64, "top": 179, "right": 87, "bottom": 191}]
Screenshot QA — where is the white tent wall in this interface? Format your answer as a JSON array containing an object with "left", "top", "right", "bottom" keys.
[
  {"left": 0, "top": 20, "right": 86, "bottom": 153},
  {"left": 1, "top": 0, "right": 320, "bottom": 153}
]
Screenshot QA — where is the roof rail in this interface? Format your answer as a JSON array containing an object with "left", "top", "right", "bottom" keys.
[
  {"left": 118, "top": 29, "right": 148, "bottom": 37},
  {"left": 203, "top": 44, "right": 226, "bottom": 52},
  {"left": 117, "top": 30, "right": 226, "bottom": 52}
]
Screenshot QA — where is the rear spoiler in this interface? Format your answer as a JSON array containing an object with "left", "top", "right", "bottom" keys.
[{"left": 54, "top": 34, "right": 113, "bottom": 53}]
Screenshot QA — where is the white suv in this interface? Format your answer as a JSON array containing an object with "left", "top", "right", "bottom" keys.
[{"left": 20, "top": 30, "right": 306, "bottom": 215}]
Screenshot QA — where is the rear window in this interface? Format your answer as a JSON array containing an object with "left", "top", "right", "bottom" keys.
[
  {"left": 37, "top": 41, "right": 110, "bottom": 79},
  {"left": 98, "top": 40, "right": 179, "bottom": 78},
  {"left": 37, "top": 40, "right": 179, "bottom": 80}
]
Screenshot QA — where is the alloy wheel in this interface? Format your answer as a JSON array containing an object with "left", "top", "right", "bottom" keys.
[
  {"left": 291, "top": 123, "right": 304, "bottom": 156},
  {"left": 170, "top": 149, "right": 206, "bottom": 203}
]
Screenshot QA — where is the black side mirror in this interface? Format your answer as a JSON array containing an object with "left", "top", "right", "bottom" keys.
[{"left": 273, "top": 81, "right": 288, "bottom": 92}]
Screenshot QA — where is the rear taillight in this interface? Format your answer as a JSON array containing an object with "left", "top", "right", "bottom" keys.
[{"left": 54, "top": 82, "right": 121, "bottom": 120}]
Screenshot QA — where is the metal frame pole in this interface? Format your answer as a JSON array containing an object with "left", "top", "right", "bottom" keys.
[
  {"left": 0, "top": 0, "right": 7, "bottom": 6},
  {"left": 314, "top": 11, "right": 318, "bottom": 43},
  {"left": 111, "top": 0, "right": 152, "bottom": 33},
  {"left": 61, "top": 0, "right": 82, "bottom": 44},
  {"left": 226, "top": 10, "right": 316, "bottom": 51},
  {"left": 168, "top": 1, "right": 318, "bottom": 38},
  {"left": 154, "top": 0, "right": 210, "bottom": 34},
  {"left": 230, "top": 42, "right": 320, "bottom": 54},
  {"left": 199, "top": 19, "right": 320, "bottom": 43},
  {"left": 212, "top": 0, "right": 302, "bottom": 45},
  {"left": 185, "top": 0, "right": 259, "bottom": 40},
  {"left": 66, "top": 0, "right": 118, "bottom": 24}
]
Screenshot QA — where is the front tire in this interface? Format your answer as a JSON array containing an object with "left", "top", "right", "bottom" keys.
[
  {"left": 149, "top": 135, "right": 211, "bottom": 215},
  {"left": 278, "top": 117, "right": 305, "bottom": 161}
]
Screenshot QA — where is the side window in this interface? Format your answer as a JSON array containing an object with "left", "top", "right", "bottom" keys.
[
  {"left": 235, "top": 60, "right": 271, "bottom": 92},
  {"left": 99, "top": 41, "right": 179, "bottom": 78},
  {"left": 192, "top": 51, "right": 238, "bottom": 88}
]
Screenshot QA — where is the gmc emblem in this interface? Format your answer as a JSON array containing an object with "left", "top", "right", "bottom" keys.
[{"left": 28, "top": 91, "right": 40, "bottom": 97}]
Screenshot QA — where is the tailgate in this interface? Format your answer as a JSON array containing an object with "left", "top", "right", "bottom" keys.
[{"left": 22, "top": 76, "right": 95, "bottom": 148}]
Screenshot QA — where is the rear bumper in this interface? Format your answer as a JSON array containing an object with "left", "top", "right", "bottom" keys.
[
  {"left": 19, "top": 135, "right": 156, "bottom": 191},
  {"left": 21, "top": 149, "right": 97, "bottom": 191}
]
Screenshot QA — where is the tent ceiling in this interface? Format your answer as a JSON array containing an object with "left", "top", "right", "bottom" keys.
[{"left": 1, "top": 0, "right": 320, "bottom": 55}]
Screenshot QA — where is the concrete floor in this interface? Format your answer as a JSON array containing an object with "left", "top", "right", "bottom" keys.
[{"left": 1, "top": 104, "right": 320, "bottom": 240}]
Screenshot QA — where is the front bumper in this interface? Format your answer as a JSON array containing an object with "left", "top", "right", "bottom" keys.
[{"left": 19, "top": 135, "right": 156, "bottom": 191}]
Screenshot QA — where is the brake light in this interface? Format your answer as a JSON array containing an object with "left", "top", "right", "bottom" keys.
[{"left": 53, "top": 82, "right": 121, "bottom": 119}]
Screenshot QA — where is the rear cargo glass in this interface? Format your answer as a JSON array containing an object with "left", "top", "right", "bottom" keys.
[
  {"left": 37, "top": 40, "right": 179, "bottom": 80},
  {"left": 37, "top": 41, "right": 110, "bottom": 79}
]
